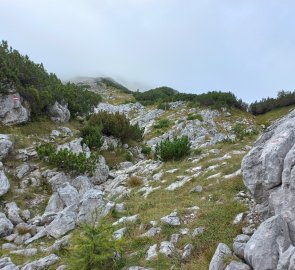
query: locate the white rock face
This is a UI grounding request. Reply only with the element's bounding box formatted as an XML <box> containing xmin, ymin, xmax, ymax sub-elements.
<box><xmin>239</xmin><ymin>109</ymin><xmax>295</xmax><ymax>270</ymax></box>
<box><xmin>0</xmin><ymin>134</ymin><xmax>13</xmax><ymax>161</ymax></box>
<box><xmin>0</xmin><ymin>90</ymin><xmax>29</xmax><ymax>125</ymax></box>
<box><xmin>48</xmin><ymin>101</ymin><xmax>70</xmax><ymax>123</ymax></box>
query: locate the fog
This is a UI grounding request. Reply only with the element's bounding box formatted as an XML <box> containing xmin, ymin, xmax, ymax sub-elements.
<box><xmin>1</xmin><ymin>0</ymin><xmax>295</xmax><ymax>102</ymax></box>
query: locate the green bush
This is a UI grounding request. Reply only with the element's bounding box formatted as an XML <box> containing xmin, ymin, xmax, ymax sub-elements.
<box><xmin>157</xmin><ymin>102</ymin><xmax>171</xmax><ymax>110</ymax></box>
<box><xmin>233</xmin><ymin>123</ymin><xmax>258</xmax><ymax>140</ymax></box>
<box><xmin>133</xmin><ymin>85</ymin><xmax>247</xmax><ymax>110</ymax></box>
<box><xmin>155</xmin><ymin>136</ymin><xmax>191</xmax><ymax>161</ymax></box>
<box><xmin>81</xmin><ymin>125</ymin><xmax>103</xmax><ymax>150</ymax></box>
<box><xmin>187</xmin><ymin>114</ymin><xmax>203</xmax><ymax>121</ymax></box>
<box><xmin>88</xmin><ymin>112</ymin><xmax>144</xmax><ymax>142</ymax></box>
<box><xmin>154</xmin><ymin>119</ymin><xmax>171</xmax><ymax>129</ymax></box>
<box><xmin>141</xmin><ymin>144</ymin><xmax>152</xmax><ymax>155</ymax></box>
<box><xmin>67</xmin><ymin>220</ymin><xmax>124</xmax><ymax>270</ymax></box>
<box><xmin>36</xmin><ymin>144</ymin><xmax>99</xmax><ymax>175</ymax></box>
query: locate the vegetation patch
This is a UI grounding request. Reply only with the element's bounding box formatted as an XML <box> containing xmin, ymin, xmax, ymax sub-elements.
<box><xmin>36</xmin><ymin>143</ymin><xmax>99</xmax><ymax>175</ymax></box>
<box><xmin>187</xmin><ymin>113</ymin><xmax>203</xmax><ymax>121</ymax></box>
<box><xmin>155</xmin><ymin>136</ymin><xmax>191</xmax><ymax>161</ymax></box>
<box><xmin>0</xmin><ymin>41</ymin><xmax>101</xmax><ymax>117</ymax></box>
<box><xmin>88</xmin><ymin>112</ymin><xmax>143</xmax><ymax>143</ymax></box>
<box><xmin>66</xmin><ymin>220</ymin><xmax>125</xmax><ymax>270</ymax></box>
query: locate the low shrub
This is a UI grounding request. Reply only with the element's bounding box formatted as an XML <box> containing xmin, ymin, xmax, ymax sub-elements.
<box><xmin>187</xmin><ymin>114</ymin><xmax>203</xmax><ymax>121</ymax></box>
<box><xmin>36</xmin><ymin>144</ymin><xmax>99</xmax><ymax>175</ymax></box>
<box><xmin>155</xmin><ymin>136</ymin><xmax>191</xmax><ymax>161</ymax></box>
<box><xmin>157</xmin><ymin>103</ymin><xmax>171</xmax><ymax>110</ymax></box>
<box><xmin>141</xmin><ymin>144</ymin><xmax>152</xmax><ymax>155</ymax></box>
<box><xmin>88</xmin><ymin>112</ymin><xmax>144</xmax><ymax>142</ymax></box>
<box><xmin>80</xmin><ymin>125</ymin><xmax>103</xmax><ymax>150</ymax></box>
<box><xmin>154</xmin><ymin>119</ymin><xmax>171</xmax><ymax>129</ymax></box>
<box><xmin>233</xmin><ymin>123</ymin><xmax>258</xmax><ymax>140</ymax></box>
<box><xmin>67</xmin><ymin>220</ymin><xmax>124</xmax><ymax>270</ymax></box>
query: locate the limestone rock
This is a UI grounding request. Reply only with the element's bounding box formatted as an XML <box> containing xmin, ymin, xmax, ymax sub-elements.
<box><xmin>0</xmin><ymin>213</ymin><xmax>14</xmax><ymax>237</ymax></box>
<box><xmin>0</xmin><ymin>257</ymin><xmax>19</xmax><ymax>270</ymax></box>
<box><xmin>182</xmin><ymin>244</ymin><xmax>193</xmax><ymax>260</ymax></box>
<box><xmin>113</xmin><ymin>227</ymin><xmax>126</xmax><ymax>240</ymax></box>
<box><xmin>91</xmin><ymin>155</ymin><xmax>109</xmax><ymax>185</ymax></box>
<box><xmin>225</xmin><ymin>261</ymin><xmax>251</xmax><ymax>270</ymax></box>
<box><xmin>232</xmin><ymin>234</ymin><xmax>250</xmax><ymax>259</ymax></box>
<box><xmin>6</xmin><ymin>202</ymin><xmax>23</xmax><ymax>225</ymax></box>
<box><xmin>46</xmin><ymin>205</ymin><xmax>77</xmax><ymax>239</ymax></box>
<box><xmin>244</xmin><ymin>215</ymin><xmax>291</xmax><ymax>270</ymax></box>
<box><xmin>146</xmin><ymin>244</ymin><xmax>157</xmax><ymax>260</ymax></box>
<box><xmin>21</xmin><ymin>254</ymin><xmax>59</xmax><ymax>270</ymax></box>
<box><xmin>0</xmin><ymin>166</ymin><xmax>10</xmax><ymax>196</ymax></box>
<box><xmin>160</xmin><ymin>212</ymin><xmax>181</xmax><ymax>226</ymax></box>
<box><xmin>77</xmin><ymin>189</ymin><xmax>105</xmax><ymax>223</ymax></box>
<box><xmin>48</xmin><ymin>101</ymin><xmax>70</xmax><ymax>123</ymax></box>
<box><xmin>0</xmin><ymin>134</ymin><xmax>13</xmax><ymax>161</ymax></box>
<box><xmin>159</xmin><ymin>241</ymin><xmax>175</xmax><ymax>257</ymax></box>
<box><xmin>209</xmin><ymin>243</ymin><xmax>232</xmax><ymax>270</ymax></box>
<box><xmin>0</xmin><ymin>91</ymin><xmax>29</xmax><ymax>125</ymax></box>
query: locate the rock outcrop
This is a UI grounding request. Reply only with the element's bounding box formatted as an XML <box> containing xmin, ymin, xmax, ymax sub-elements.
<box><xmin>0</xmin><ymin>88</ymin><xmax>29</xmax><ymax>125</ymax></box>
<box><xmin>237</xmin><ymin>109</ymin><xmax>295</xmax><ymax>269</ymax></box>
<box><xmin>0</xmin><ymin>134</ymin><xmax>13</xmax><ymax>161</ymax></box>
<box><xmin>48</xmin><ymin>101</ymin><xmax>70</xmax><ymax>123</ymax></box>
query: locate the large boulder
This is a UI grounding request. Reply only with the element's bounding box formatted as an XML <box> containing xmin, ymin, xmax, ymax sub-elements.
<box><xmin>242</xmin><ymin>108</ymin><xmax>295</xmax><ymax>214</ymax></box>
<box><xmin>244</xmin><ymin>215</ymin><xmax>291</xmax><ymax>270</ymax></box>
<box><xmin>77</xmin><ymin>188</ymin><xmax>105</xmax><ymax>223</ymax></box>
<box><xmin>239</xmin><ymin>109</ymin><xmax>295</xmax><ymax>269</ymax></box>
<box><xmin>48</xmin><ymin>101</ymin><xmax>70</xmax><ymax>123</ymax></box>
<box><xmin>45</xmin><ymin>205</ymin><xmax>77</xmax><ymax>239</ymax></box>
<box><xmin>0</xmin><ymin>134</ymin><xmax>13</xmax><ymax>161</ymax></box>
<box><xmin>0</xmin><ymin>89</ymin><xmax>29</xmax><ymax>125</ymax></box>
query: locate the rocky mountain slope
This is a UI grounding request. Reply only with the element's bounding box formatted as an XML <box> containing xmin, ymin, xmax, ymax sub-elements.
<box><xmin>1</xmin><ymin>76</ymin><xmax>294</xmax><ymax>270</ymax></box>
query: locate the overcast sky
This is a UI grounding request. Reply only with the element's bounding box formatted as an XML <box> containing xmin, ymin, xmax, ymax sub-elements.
<box><xmin>1</xmin><ymin>0</ymin><xmax>295</xmax><ymax>102</ymax></box>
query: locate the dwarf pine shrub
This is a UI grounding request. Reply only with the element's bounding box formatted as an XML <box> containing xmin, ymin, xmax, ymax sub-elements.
<box><xmin>36</xmin><ymin>144</ymin><xmax>99</xmax><ymax>174</ymax></box>
<box><xmin>88</xmin><ymin>112</ymin><xmax>144</xmax><ymax>142</ymax></box>
<box><xmin>155</xmin><ymin>136</ymin><xmax>191</xmax><ymax>161</ymax></box>
<box><xmin>80</xmin><ymin>125</ymin><xmax>103</xmax><ymax>150</ymax></box>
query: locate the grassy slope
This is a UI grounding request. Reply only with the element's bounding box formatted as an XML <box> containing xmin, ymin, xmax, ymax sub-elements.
<box><xmin>0</xmin><ymin>98</ymin><xmax>293</xmax><ymax>269</ymax></box>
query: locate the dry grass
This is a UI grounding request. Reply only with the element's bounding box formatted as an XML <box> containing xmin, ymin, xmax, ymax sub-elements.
<box><xmin>127</xmin><ymin>175</ymin><xmax>144</xmax><ymax>188</ymax></box>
